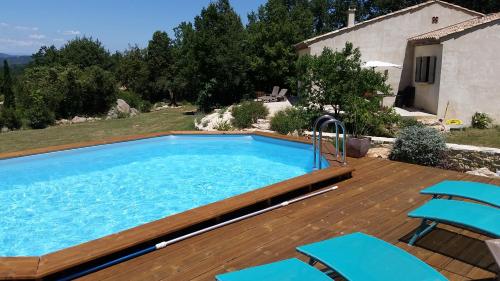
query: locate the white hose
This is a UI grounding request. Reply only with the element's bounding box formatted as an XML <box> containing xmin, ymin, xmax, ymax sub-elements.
<box><xmin>155</xmin><ymin>185</ymin><xmax>339</xmax><ymax>249</ymax></box>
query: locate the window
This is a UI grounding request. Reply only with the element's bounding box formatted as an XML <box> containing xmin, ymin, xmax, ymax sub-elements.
<box><xmin>415</xmin><ymin>56</ymin><xmax>436</xmax><ymax>83</ymax></box>
<box><xmin>432</xmin><ymin>16</ymin><xmax>439</xmax><ymax>24</ymax></box>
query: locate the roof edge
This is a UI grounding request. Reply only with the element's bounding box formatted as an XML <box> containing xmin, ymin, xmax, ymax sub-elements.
<box><xmin>295</xmin><ymin>0</ymin><xmax>484</xmax><ymax>50</ymax></box>
<box><xmin>409</xmin><ymin>13</ymin><xmax>500</xmax><ymax>44</ymax></box>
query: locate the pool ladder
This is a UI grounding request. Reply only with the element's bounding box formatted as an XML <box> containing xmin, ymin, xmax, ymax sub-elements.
<box><xmin>312</xmin><ymin>115</ymin><xmax>347</xmax><ymax>169</ymax></box>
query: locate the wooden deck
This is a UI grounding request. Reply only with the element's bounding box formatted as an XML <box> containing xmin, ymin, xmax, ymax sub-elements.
<box><xmin>78</xmin><ymin>157</ymin><xmax>500</xmax><ymax>281</ymax></box>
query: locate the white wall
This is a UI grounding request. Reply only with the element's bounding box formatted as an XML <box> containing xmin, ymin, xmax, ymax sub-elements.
<box><xmin>437</xmin><ymin>22</ymin><xmax>500</xmax><ymax>125</ymax></box>
<box><xmin>413</xmin><ymin>44</ymin><xmax>443</xmax><ymax>114</ymax></box>
<box><xmin>305</xmin><ymin>3</ymin><xmax>477</xmax><ymax>94</ymax></box>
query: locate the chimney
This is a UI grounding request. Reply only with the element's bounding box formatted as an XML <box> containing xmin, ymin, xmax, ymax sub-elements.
<box><xmin>348</xmin><ymin>7</ymin><xmax>356</xmax><ymax>27</ymax></box>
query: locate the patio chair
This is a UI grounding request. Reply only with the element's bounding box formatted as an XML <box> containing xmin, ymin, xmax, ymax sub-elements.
<box><xmin>296</xmin><ymin>232</ymin><xmax>447</xmax><ymax>281</ymax></box>
<box><xmin>408</xmin><ymin>181</ymin><xmax>500</xmax><ymax>245</ymax></box>
<box><xmin>419</xmin><ymin>180</ymin><xmax>500</xmax><ymax>207</ymax></box>
<box><xmin>215</xmin><ymin>258</ymin><xmax>331</xmax><ymax>281</ymax></box>
<box><xmin>261</xmin><ymin>89</ymin><xmax>288</xmax><ymax>103</ymax></box>
<box><xmin>216</xmin><ymin>232</ymin><xmax>447</xmax><ymax>281</ymax></box>
<box><xmin>486</xmin><ymin>239</ymin><xmax>500</xmax><ymax>280</ymax></box>
<box><xmin>257</xmin><ymin>86</ymin><xmax>280</xmax><ymax>102</ymax></box>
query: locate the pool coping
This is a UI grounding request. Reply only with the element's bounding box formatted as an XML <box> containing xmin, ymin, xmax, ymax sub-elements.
<box><xmin>0</xmin><ymin>131</ymin><xmax>353</xmax><ymax>280</ymax></box>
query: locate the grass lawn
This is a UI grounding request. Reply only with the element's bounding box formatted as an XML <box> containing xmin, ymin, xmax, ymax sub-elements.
<box><xmin>0</xmin><ymin>105</ymin><xmax>201</xmax><ymax>154</ymax></box>
<box><xmin>445</xmin><ymin>126</ymin><xmax>500</xmax><ymax>148</ymax></box>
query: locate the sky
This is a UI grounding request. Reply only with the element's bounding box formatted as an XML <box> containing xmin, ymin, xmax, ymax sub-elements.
<box><xmin>0</xmin><ymin>0</ymin><xmax>266</xmax><ymax>55</ymax></box>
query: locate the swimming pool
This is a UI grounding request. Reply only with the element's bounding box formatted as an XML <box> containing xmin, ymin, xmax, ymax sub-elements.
<box><xmin>0</xmin><ymin>134</ymin><xmax>328</xmax><ymax>256</ymax></box>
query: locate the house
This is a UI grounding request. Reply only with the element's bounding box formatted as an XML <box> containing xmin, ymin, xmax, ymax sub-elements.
<box><xmin>295</xmin><ymin>0</ymin><xmax>500</xmax><ymax>125</ymax></box>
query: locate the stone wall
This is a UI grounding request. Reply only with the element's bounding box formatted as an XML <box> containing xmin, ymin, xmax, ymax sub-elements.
<box><xmin>441</xmin><ymin>147</ymin><xmax>500</xmax><ymax>173</ymax></box>
<box><xmin>367</xmin><ymin>137</ymin><xmax>499</xmax><ymax>177</ymax></box>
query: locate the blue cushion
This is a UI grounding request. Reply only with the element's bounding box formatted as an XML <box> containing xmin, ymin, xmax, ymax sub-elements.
<box><xmin>421</xmin><ymin>180</ymin><xmax>500</xmax><ymax>207</ymax></box>
<box><xmin>215</xmin><ymin>258</ymin><xmax>331</xmax><ymax>281</ymax></box>
<box><xmin>409</xmin><ymin>199</ymin><xmax>500</xmax><ymax>237</ymax></box>
<box><xmin>297</xmin><ymin>232</ymin><xmax>447</xmax><ymax>281</ymax></box>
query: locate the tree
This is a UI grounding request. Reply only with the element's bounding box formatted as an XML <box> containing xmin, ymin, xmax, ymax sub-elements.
<box><xmin>1</xmin><ymin>60</ymin><xmax>15</xmax><ymax>108</ymax></box>
<box><xmin>146</xmin><ymin>31</ymin><xmax>174</xmax><ymax>102</ymax></box>
<box><xmin>193</xmin><ymin>0</ymin><xmax>251</xmax><ymax>111</ymax></box>
<box><xmin>246</xmin><ymin>0</ymin><xmax>314</xmax><ymax>91</ymax></box>
<box><xmin>170</xmin><ymin>22</ymin><xmax>200</xmax><ymax>103</ymax></box>
<box><xmin>31</xmin><ymin>45</ymin><xmax>60</xmax><ymax>67</ymax></box>
<box><xmin>295</xmin><ymin>42</ymin><xmax>399</xmax><ymax>136</ymax></box>
<box><xmin>116</xmin><ymin>46</ymin><xmax>150</xmax><ymax>99</ymax></box>
<box><xmin>59</xmin><ymin>37</ymin><xmax>112</xmax><ymax>69</ymax></box>
<box><xmin>295</xmin><ymin>42</ymin><xmax>390</xmax><ymax>117</ymax></box>
<box><xmin>80</xmin><ymin>66</ymin><xmax>116</xmax><ymax>115</ymax></box>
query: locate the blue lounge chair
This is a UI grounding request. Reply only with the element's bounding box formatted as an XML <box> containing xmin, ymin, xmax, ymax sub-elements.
<box><xmin>408</xmin><ymin>199</ymin><xmax>500</xmax><ymax>245</ymax></box>
<box><xmin>420</xmin><ymin>180</ymin><xmax>500</xmax><ymax>207</ymax></box>
<box><xmin>408</xmin><ymin>181</ymin><xmax>500</xmax><ymax>245</ymax></box>
<box><xmin>297</xmin><ymin>232</ymin><xmax>447</xmax><ymax>281</ymax></box>
<box><xmin>215</xmin><ymin>258</ymin><xmax>331</xmax><ymax>281</ymax></box>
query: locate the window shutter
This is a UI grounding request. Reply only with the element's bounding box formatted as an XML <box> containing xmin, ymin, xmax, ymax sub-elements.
<box><xmin>421</xmin><ymin>56</ymin><xmax>429</xmax><ymax>82</ymax></box>
<box><xmin>415</xmin><ymin>57</ymin><xmax>422</xmax><ymax>82</ymax></box>
<box><xmin>428</xmin><ymin>56</ymin><xmax>436</xmax><ymax>84</ymax></box>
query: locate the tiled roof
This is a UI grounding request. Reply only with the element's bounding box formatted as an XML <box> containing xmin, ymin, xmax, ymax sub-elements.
<box><xmin>409</xmin><ymin>12</ymin><xmax>500</xmax><ymax>42</ymax></box>
<box><xmin>295</xmin><ymin>0</ymin><xmax>483</xmax><ymax>50</ymax></box>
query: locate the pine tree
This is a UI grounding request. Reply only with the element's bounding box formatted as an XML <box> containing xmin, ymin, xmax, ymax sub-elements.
<box><xmin>2</xmin><ymin>60</ymin><xmax>15</xmax><ymax>108</ymax></box>
<box><xmin>193</xmin><ymin>0</ymin><xmax>251</xmax><ymax>111</ymax></box>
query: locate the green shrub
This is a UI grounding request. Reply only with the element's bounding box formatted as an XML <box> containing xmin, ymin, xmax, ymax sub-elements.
<box><xmin>117</xmin><ymin>90</ymin><xmax>142</xmax><ymax>109</ymax></box>
<box><xmin>214</xmin><ymin>120</ymin><xmax>232</xmax><ymax>131</ymax></box>
<box><xmin>0</xmin><ymin>108</ymin><xmax>22</xmax><ymax>130</ymax></box>
<box><xmin>390</xmin><ymin>126</ymin><xmax>446</xmax><ymax>167</ymax></box>
<box><xmin>271</xmin><ymin>107</ymin><xmax>309</xmax><ymax>135</ymax></box>
<box><xmin>231</xmin><ymin>101</ymin><xmax>268</xmax><ymax>129</ymax></box>
<box><xmin>342</xmin><ymin>96</ymin><xmax>399</xmax><ymax>138</ymax></box>
<box><xmin>140</xmin><ymin>100</ymin><xmax>152</xmax><ymax>112</ymax></box>
<box><xmin>117</xmin><ymin>111</ymin><xmax>129</xmax><ymax>119</ymax></box>
<box><xmin>399</xmin><ymin>117</ymin><xmax>425</xmax><ymax>129</ymax></box>
<box><xmin>471</xmin><ymin>112</ymin><xmax>492</xmax><ymax>129</ymax></box>
<box><xmin>26</xmin><ymin>102</ymin><xmax>55</xmax><ymax>129</ymax></box>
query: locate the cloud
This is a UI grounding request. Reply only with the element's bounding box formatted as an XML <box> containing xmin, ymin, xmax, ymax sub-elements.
<box><xmin>0</xmin><ymin>38</ymin><xmax>39</xmax><ymax>47</ymax></box>
<box><xmin>15</xmin><ymin>25</ymin><xmax>39</xmax><ymax>31</ymax></box>
<box><xmin>29</xmin><ymin>34</ymin><xmax>46</xmax><ymax>39</ymax></box>
<box><xmin>62</xmin><ymin>30</ymin><xmax>81</xmax><ymax>36</ymax></box>
<box><xmin>0</xmin><ymin>22</ymin><xmax>38</xmax><ymax>31</ymax></box>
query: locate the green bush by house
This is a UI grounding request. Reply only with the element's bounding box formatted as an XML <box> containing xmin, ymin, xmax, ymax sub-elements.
<box><xmin>231</xmin><ymin>101</ymin><xmax>268</xmax><ymax>129</ymax></box>
<box><xmin>270</xmin><ymin>107</ymin><xmax>309</xmax><ymax>135</ymax></box>
<box><xmin>390</xmin><ymin>126</ymin><xmax>447</xmax><ymax>167</ymax></box>
<box><xmin>471</xmin><ymin>112</ymin><xmax>492</xmax><ymax>129</ymax></box>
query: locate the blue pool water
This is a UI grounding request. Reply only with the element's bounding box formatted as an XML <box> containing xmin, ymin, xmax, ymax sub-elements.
<box><xmin>0</xmin><ymin>135</ymin><xmax>328</xmax><ymax>256</ymax></box>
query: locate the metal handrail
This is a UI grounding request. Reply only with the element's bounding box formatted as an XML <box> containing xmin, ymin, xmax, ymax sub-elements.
<box><xmin>318</xmin><ymin>119</ymin><xmax>347</xmax><ymax>168</ymax></box>
<box><xmin>312</xmin><ymin>115</ymin><xmax>335</xmax><ymax>169</ymax></box>
<box><xmin>312</xmin><ymin>115</ymin><xmax>347</xmax><ymax>169</ymax></box>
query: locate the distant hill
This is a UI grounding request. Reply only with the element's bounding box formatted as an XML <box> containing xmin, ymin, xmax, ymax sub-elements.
<box><xmin>0</xmin><ymin>53</ymin><xmax>32</xmax><ymax>65</ymax></box>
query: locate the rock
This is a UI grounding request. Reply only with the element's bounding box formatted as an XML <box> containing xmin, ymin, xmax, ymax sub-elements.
<box><xmin>130</xmin><ymin>108</ymin><xmax>139</xmax><ymax>117</ymax></box>
<box><xmin>71</xmin><ymin>116</ymin><xmax>87</xmax><ymax>123</ymax></box>
<box><xmin>106</xmin><ymin>107</ymin><xmax>118</xmax><ymax>120</ymax></box>
<box><xmin>152</xmin><ymin>102</ymin><xmax>168</xmax><ymax>111</ymax></box>
<box><xmin>195</xmin><ymin>106</ymin><xmax>234</xmax><ymax>131</ymax></box>
<box><xmin>56</xmin><ymin>119</ymin><xmax>71</xmax><ymax>125</ymax></box>
<box><xmin>367</xmin><ymin>146</ymin><xmax>391</xmax><ymax>159</ymax></box>
<box><xmin>116</xmin><ymin>99</ymin><xmax>131</xmax><ymax>114</ymax></box>
<box><xmin>252</xmin><ymin>119</ymin><xmax>271</xmax><ymax>130</ymax></box>
<box><xmin>466</xmin><ymin>167</ymin><xmax>499</xmax><ymax>178</ymax></box>
<box><xmin>1</xmin><ymin>126</ymin><xmax>9</xmax><ymax>133</ymax></box>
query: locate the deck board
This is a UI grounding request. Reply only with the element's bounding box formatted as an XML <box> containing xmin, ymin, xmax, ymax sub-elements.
<box><xmin>78</xmin><ymin>157</ymin><xmax>500</xmax><ymax>281</ymax></box>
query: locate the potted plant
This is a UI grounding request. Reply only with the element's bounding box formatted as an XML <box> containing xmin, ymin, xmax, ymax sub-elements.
<box><xmin>343</xmin><ymin>96</ymin><xmax>373</xmax><ymax>158</ymax></box>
